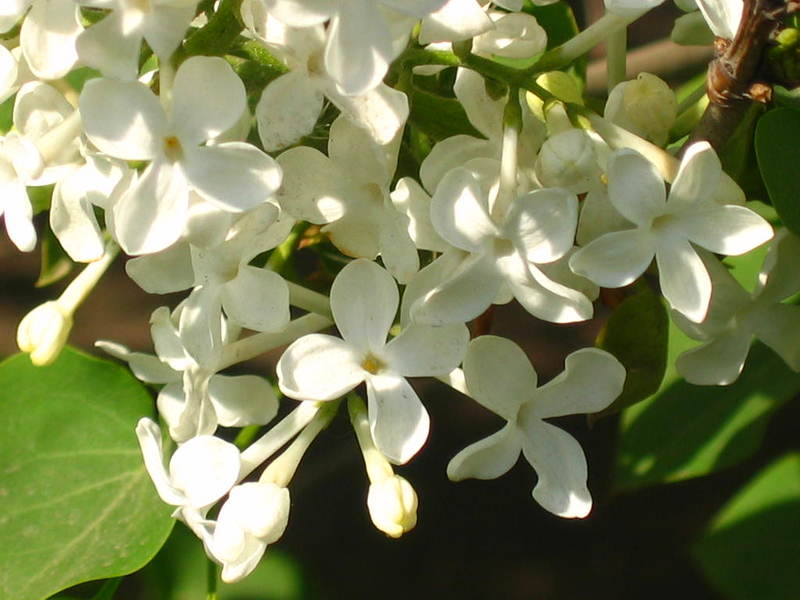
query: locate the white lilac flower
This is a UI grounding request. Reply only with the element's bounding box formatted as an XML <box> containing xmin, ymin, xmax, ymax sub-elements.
<box><xmin>136</xmin><ymin>417</ymin><xmax>241</xmax><ymax>511</ymax></box>
<box><xmin>569</xmin><ymin>142</ymin><xmax>773</xmax><ymax>322</ymax></box>
<box><xmin>79</xmin><ymin>55</ymin><xmax>281</xmax><ymax>255</ymax></box>
<box><xmin>409</xmin><ymin>161</ymin><xmax>592</xmax><ymax>326</ymax></box>
<box><xmin>447</xmin><ymin>336</ymin><xmax>625</xmax><ymax>517</ymax></box>
<box><xmin>263</xmin><ymin>0</ymin><xmax>447</xmax><ymax>95</ymax></box>
<box><xmin>674</xmin><ymin>232</ymin><xmax>800</xmax><ymax>385</ymax></box>
<box><xmin>244</xmin><ymin>12</ymin><xmax>408</xmax><ymax>149</ymax></box>
<box><xmin>277</xmin><ymin>259</ymin><xmax>469</xmax><ymax>464</ymax></box>
<box><xmin>420</xmin><ymin>69</ymin><xmax>545</xmax><ymax>192</ymax></box>
<box><xmin>76</xmin><ymin>0</ymin><xmax>198</xmax><ymax>80</ymax></box>
<box><xmin>1</xmin><ymin>81</ymin><xmax>81</xmax><ymax>252</ymax></box>
<box><xmin>201</xmin><ymin>481</ymin><xmax>290</xmax><ymax>583</ymax></box>
<box><xmin>276</xmin><ymin>116</ymin><xmax>419</xmax><ymax>282</ymax></box>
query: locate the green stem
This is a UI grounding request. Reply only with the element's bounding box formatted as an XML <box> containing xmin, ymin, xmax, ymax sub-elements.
<box><xmin>606</xmin><ymin>24</ymin><xmax>627</xmax><ymax>92</ymax></box>
<box><xmin>206</xmin><ymin>556</ymin><xmax>219</xmax><ymax>600</ymax></box>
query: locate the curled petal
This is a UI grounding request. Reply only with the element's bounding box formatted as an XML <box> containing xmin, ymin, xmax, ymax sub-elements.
<box><xmin>366</xmin><ymin>373</ymin><xmax>430</xmax><ymax>464</ymax></box>
<box><xmin>447</xmin><ymin>423</ymin><xmax>521</xmax><ymax>481</ymax></box>
<box><xmin>277</xmin><ymin>334</ymin><xmax>365</xmax><ymax>401</ymax></box>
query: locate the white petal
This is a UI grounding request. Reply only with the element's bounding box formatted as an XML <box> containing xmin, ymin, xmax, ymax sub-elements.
<box><xmin>169</xmin><ymin>434</ymin><xmax>241</xmax><ymax>508</ymax></box>
<box><xmin>183</xmin><ymin>142</ymin><xmax>281</xmax><ymax>212</ymax></box>
<box><xmin>325</xmin><ymin>81</ymin><xmax>409</xmax><ymax>146</ymax></box>
<box><xmin>463</xmin><ymin>335</ymin><xmax>536</xmax><ymax>421</ymax></box>
<box><xmin>222</xmin><ymin>266</ymin><xmax>290</xmax><ymax>332</ymax></box>
<box><xmin>502</xmin><ymin>253</ymin><xmax>593</xmax><ymax>323</ymax></box>
<box><xmin>20</xmin><ymin>0</ymin><xmax>81</xmax><ymax>80</ymax></box>
<box><xmin>262</xmin><ymin>0</ymin><xmax>333</xmax><ymax>27</ymax></box>
<box><xmin>172</xmin><ymin>56</ymin><xmax>247</xmax><ymax>145</ymax></box>
<box><xmin>325</xmin><ymin>2</ymin><xmax>393</xmax><ymax>96</ymax></box>
<box><xmin>135</xmin><ymin>418</ymin><xmax>186</xmax><ymax>506</ymax></box>
<box><xmin>420</xmin><ymin>135</ymin><xmax>498</xmax><ymax>194</ymax></box>
<box><xmin>327</xmin><ymin>115</ymin><xmax>396</xmax><ymax>186</ymax></box>
<box><xmin>472</xmin><ymin>12</ymin><xmax>547</xmax><ymax>59</ymax></box>
<box><xmin>607</xmin><ymin>149</ymin><xmax>666</xmax><ymax>226</ymax></box>
<box><xmin>532</xmin><ymin>348</ymin><xmax>626</xmax><ymax>418</ymax></box>
<box><xmin>331</xmin><ymin>259</ymin><xmax>398</xmax><ymax>351</ymax></box>
<box><xmin>656</xmin><ymin>237</ymin><xmax>712</xmax><ymax>322</ymax></box>
<box><xmin>95</xmin><ymin>340</ymin><xmax>177</xmax><ymax>384</ymax></box>
<box><xmin>3</xmin><ymin>182</ymin><xmax>36</xmax><ymax>252</ymax></box>
<box><xmin>400</xmin><ymin>248</ymin><xmax>465</xmax><ymax>326</ymax></box>
<box><xmin>446</xmin><ymin>423</ymin><xmax>521</xmax><ymax>481</ymax></box>
<box><xmin>256</xmin><ymin>70</ymin><xmax>323</xmax><ymax>152</ymax></box>
<box><xmin>275</xmin><ymin>146</ymin><xmax>346</xmax><ymax>223</ymax></box>
<box><xmin>113</xmin><ymin>161</ymin><xmax>188</xmax><ymax>255</ymax></box>
<box><xmin>676</xmin><ymin>331</ymin><xmax>752</xmax><ymax>385</ymax></box>
<box><xmin>751</xmin><ymin>304</ymin><xmax>800</xmax><ymax>371</ymax></box>
<box><xmin>381</xmin><ymin>0</ymin><xmax>448</xmax><ymax>17</ymax></box>
<box><xmin>13</xmin><ymin>81</ymin><xmax>73</xmax><ymax>141</ymax></box>
<box><xmin>569</xmin><ymin>228</ymin><xmax>655</xmax><ymax>288</ymax></box>
<box><xmin>419</xmin><ymin>0</ymin><xmax>494</xmax><ymax>44</ymax></box>
<box><xmin>505</xmin><ymin>188</ymin><xmax>578</xmax><ymax>264</ymax></box>
<box><xmin>384</xmin><ymin>322</ymin><xmax>468</xmax><ymax>377</ymax></box>
<box><xmin>140</xmin><ymin>5</ymin><xmax>195</xmax><ymax>59</ymax></box>
<box><xmin>277</xmin><ymin>334</ymin><xmax>365</xmax><ymax>401</ymax></box>
<box><xmin>678</xmin><ymin>203</ymin><xmax>773</xmax><ymax>256</ymax></box>
<box><xmin>758</xmin><ymin>230</ymin><xmax>800</xmax><ymax>304</ymax></box>
<box><xmin>520</xmin><ymin>419</ymin><xmax>592</xmax><ymax>518</ymax></box>
<box><xmin>178</xmin><ymin>286</ymin><xmax>224</xmax><ymax>368</ymax></box>
<box><xmin>80</xmin><ymin>78</ymin><xmax>166</xmax><ymax>160</ymax></box>
<box><xmin>695</xmin><ymin>0</ymin><xmax>742</xmax><ymax>39</ymax></box>
<box><xmin>366</xmin><ymin>373</ymin><xmax>430</xmax><ymax>464</ymax></box>
<box><xmin>378</xmin><ymin>207</ymin><xmax>419</xmax><ymax>284</ymax></box>
<box><xmin>76</xmin><ymin>11</ymin><xmax>141</xmax><ymax>80</ymax></box>
<box><xmin>50</xmin><ymin>177</ymin><xmax>104</xmax><ymax>263</ymax></box>
<box><xmin>430</xmin><ymin>167</ymin><xmax>498</xmax><ymax>252</ymax></box>
<box><xmin>453</xmin><ymin>67</ymin><xmax>503</xmax><ymax>139</ymax></box>
<box><xmin>411</xmin><ymin>251</ymin><xmax>503</xmax><ymax>325</ymax></box>
<box><xmin>125</xmin><ymin>242</ymin><xmax>194</xmax><ymax>294</ymax></box>
<box><xmin>668</xmin><ymin>141</ymin><xmax>721</xmax><ymax>209</ymax></box>
<box><xmin>208</xmin><ymin>374</ymin><xmax>279</xmax><ymax>427</ymax></box>
<box><xmin>390</xmin><ymin>177</ymin><xmax>448</xmax><ymax>252</ymax></box>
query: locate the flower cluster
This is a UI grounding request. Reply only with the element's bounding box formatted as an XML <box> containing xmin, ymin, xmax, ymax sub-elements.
<box><xmin>4</xmin><ymin>0</ymin><xmax>794</xmax><ymax>584</ymax></box>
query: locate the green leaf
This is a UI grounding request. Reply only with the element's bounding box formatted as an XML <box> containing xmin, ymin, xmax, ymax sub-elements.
<box><xmin>408</xmin><ymin>89</ymin><xmax>485</xmax><ymax>141</ymax></box>
<box><xmin>0</xmin><ymin>347</ymin><xmax>174</xmax><ymax>600</ymax></box>
<box><xmin>522</xmin><ymin>1</ymin><xmax>585</xmax><ymax>83</ymax></box>
<box><xmin>614</xmin><ymin>331</ymin><xmax>800</xmax><ymax>492</ymax></box>
<box><xmin>593</xmin><ymin>285</ymin><xmax>668</xmax><ymax>420</ymax></box>
<box><xmin>692</xmin><ymin>453</ymin><xmax>800</xmax><ymax>600</ymax></box>
<box><xmin>139</xmin><ymin>524</ymin><xmax>311</xmax><ymax>600</ymax></box>
<box><xmin>720</xmin><ymin>102</ymin><xmax>768</xmax><ymax>202</ymax></box>
<box><xmin>755</xmin><ymin>107</ymin><xmax>800</xmax><ymax>234</ymax></box>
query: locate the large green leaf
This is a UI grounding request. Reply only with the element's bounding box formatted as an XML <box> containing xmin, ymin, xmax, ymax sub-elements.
<box><xmin>614</xmin><ymin>329</ymin><xmax>800</xmax><ymax>492</ymax></box>
<box><xmin>755</xmin><ymin>107</ymin><xmax>800</xmax><ymax>235</ymax></box>
<box><xmin>594</xmin><ymin>285</ymin><xmax>668</xmax><ymax>420</ymax></box>
<box><xmin>0</xmin><ymin>347</ymin><xmax>173</xmax><ymax>600</ymax></box>
<box><xmin>693</xmin><ymin>453</ymin><xmax>800</xmax><ymax>600</ymax></box>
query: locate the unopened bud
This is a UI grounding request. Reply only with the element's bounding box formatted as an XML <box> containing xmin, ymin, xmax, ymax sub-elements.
<box><xmin>17</xmin><ymin>301</ymin><xmax>73</xmax><ymax>366</ymax></box>
<box><xmin>367</xmin><ymin>475</ymin><xmax>418</xmax><ymax>539</ymax></box>
<box><xmin>534</xmin><ymin>129</ymin><xmax>604</xmax><ymax>193</ymax></box>
<box><xmin>604</xmin><ymin>73</ymin><xmax>677</xmax><ymax>146</ymax></box>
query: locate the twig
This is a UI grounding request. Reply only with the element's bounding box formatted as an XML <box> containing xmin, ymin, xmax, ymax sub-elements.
<box><xmin>687</xmin><ymin>0</ymin><xmax>788</xmax><ymax>152</ymax></box>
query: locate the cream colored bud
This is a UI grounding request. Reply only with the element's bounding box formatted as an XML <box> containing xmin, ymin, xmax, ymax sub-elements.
<box><xmin>17</xmin><ymin>301</ymin><xmax>73</xmax><ymax>366</ymax></box>
<box><xmin>367</xmin><ymin>475</ymin><xmax>418</xmax><ymax>539</ymax></box>
<box><xmin>534</xmin><ymin>129</ymin><xmax>603</xmax><ymax>193</ymax></box>
<box><xmin>604</xmin><ymin>73</ymin><xmax>677</xmax><ymax>146</ymax></box>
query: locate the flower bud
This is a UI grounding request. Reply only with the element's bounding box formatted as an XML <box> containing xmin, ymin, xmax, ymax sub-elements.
<box><xmin>534</xmin><ymin>129</ymin><xmax>604</xmax><ymax>193</ymax></box>
<box><xmin>367</xmin><ymin>475</ymin><xmax>418</xmax><ymax>538</ymax></box>
<box><xmin>17</xmin><ymin>301</ymin><xmax>73</xmax><ymax>366</ymax></box>
<box><xmin>604</xmin><ymin>73</ymin><xmax>677</xmax><ymax>146</ymax></box>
